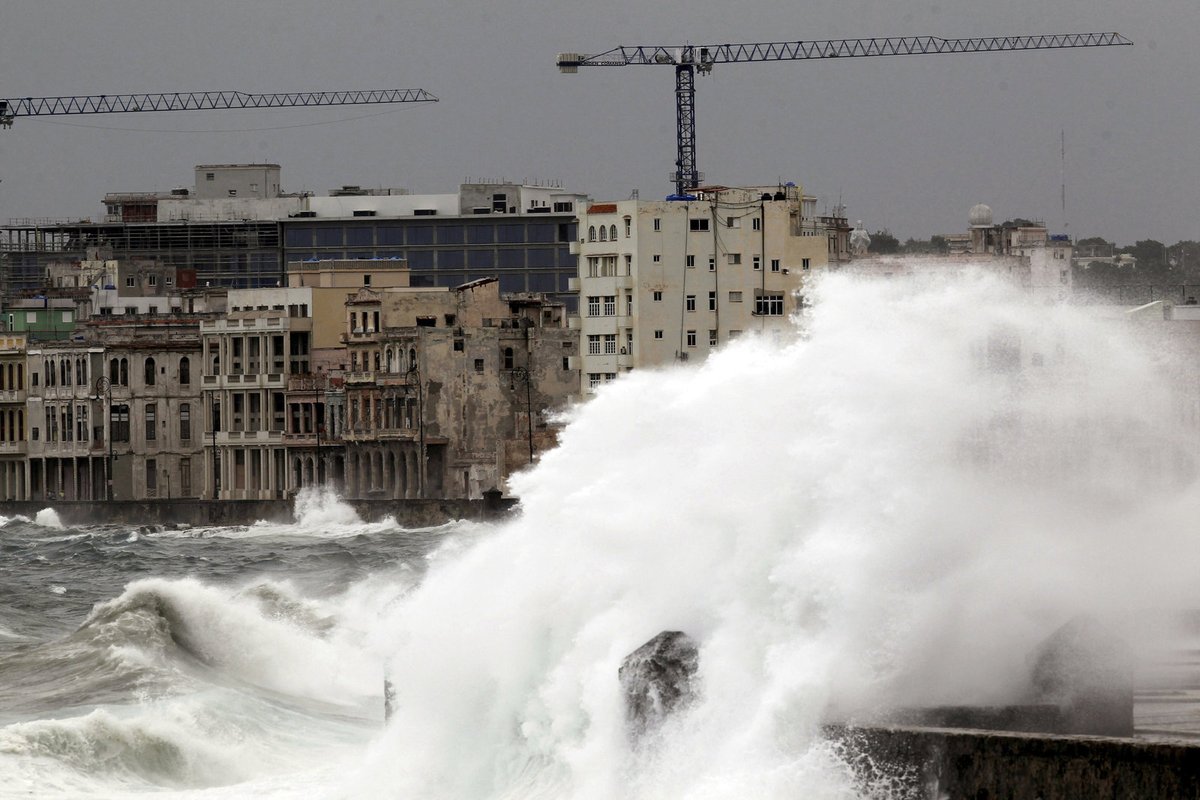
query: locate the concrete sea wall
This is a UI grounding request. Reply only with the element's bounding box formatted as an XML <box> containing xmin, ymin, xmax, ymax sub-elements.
<box><xmin>829</xmin><ymin>725</ymin><xmax>1200</xmax><ymax>799</ymax></box>
<box><xmin>0</xmin><ymin>496</ymin><xmax>517</xmax><ymax>527</ymax></box>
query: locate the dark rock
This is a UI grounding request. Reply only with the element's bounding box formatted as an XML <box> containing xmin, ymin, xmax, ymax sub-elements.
<box><xmin>1029</xmin><ymin>615</ymin><xmax>1133</xmax><ymax>736</ymax></box>
<box><xmin>618</xmin><ymin>630</ymin><xmax>699</xmax><ymax>735</ymax></box>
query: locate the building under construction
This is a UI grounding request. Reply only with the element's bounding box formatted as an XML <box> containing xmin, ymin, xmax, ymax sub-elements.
<box><xmin>1</xmin><ymin>164</ymin><xmax>585</xmax><ymax>308</ymax></box>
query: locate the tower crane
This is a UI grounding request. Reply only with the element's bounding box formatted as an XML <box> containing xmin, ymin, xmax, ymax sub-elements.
<box><xmin>557</xmin><ymin>33</ymin><xmax>1131</xmax><ymax>196</ymax></box>
<box><xmin>0</xmin><ymin>88</ymin><xmax>438</xmax><ymax>129</ymax></box>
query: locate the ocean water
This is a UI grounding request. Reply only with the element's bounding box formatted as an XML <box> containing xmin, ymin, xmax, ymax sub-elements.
<box><xmin>3</xmin><ymin>270</ymin><xmax>1200</xmax><ymax>799</ymax></box>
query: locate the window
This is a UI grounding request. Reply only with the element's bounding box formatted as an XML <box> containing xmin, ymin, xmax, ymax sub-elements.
<box><xmin>112</xmin><ymin>405</ymin><xmax>129</xmax><ymax>442</ymax></box>
<box><xmin>652</xmin><ymin>291</ymin><xmax>663</xmax><ymax>302</ymax></box>
<box><xmin>180</xmin><ymin>404</ymin><xmax>191</xmax><ymax>440</ymax></box>
<box><xmin>588</xmin><ymin>372</ymin><xmax>602</xmax><ymax>390</ymax></box>
<box><xmin>147</xmin><ymin>460</ymin><xmax>157</xmax><ymax>494</ymax></box>
<box><xmin>753</xmin><ymin>217</ymin><xmax>762</xmax><ymax>231</ymax></box>
<box><xmin>686</xmin><ymin>295</ymin><xmax>696</xmax><ymax>312</ymax></box>
<box><xmin>125</xmin><ymin>276</ymin><xmax>136</xmax><ymax>288</ymax></box>
<box><xmin>709</xmin><ymin>330</ymin><xmax>718</xmax><ymax>347</ymax></box>
<box><xmin>755</xmin><ymin>292</ymin><xmax>785</xmax><ymax>316</ymax></box>
<box><xmin>802</xmin><ymin>258</ymin><xmax>810</xmax><ymax>271</ymax></box>
<box><xmin>503</xmin><ymin>347</ymin><xmax>514</xmax><ymax>369</ymax></box>
<box><xmin>145</xmin><ymin>403</ymin><xmax>157</xmax><ymax>441</ymax></box>
<box><xmin>205</xmin><ymin>172</ymin><xmax>215</xmax><ymax>181</ymax></box>
<box><xmin>603</xmin><ymin>334</ymin><xmax>617</xmax><ymax>355</ymax></box>
<box><xmin>708</xmin><ymin>257</ymin><xmax>715</xmax><ymax>271</ymax></box>
<box><xmin>148</xmin><ymin>275</ymin><xmax>157</xmax><ymax>287</ymax></box>
<box><xmin>652</xmin><ymin>254</ymin><xmax>661</xmax><ymax>263</ymax></box>
<box><xmin>708</xmin><ymin>291</ymin><xmax>716</xmax><ymax>311</ymax></box>
<box><xmin>689</xmin><ymin>219</ymin><xmax>709</xmax><ymax>232</ymax></box>
<box><xmin>686</xmin><ymin>255</ymin><xmax>695</xmax><ymax>268</ymax></box>
<box><xmin>753</xmin><ymin>256</ymin><xmax>761</xmax><ymax>271</ymax></box>
<box><xmin>181</xmin><ymin>458</ymin><xmax>192</xmax><ymax>496</ymax></box>
<box><xmin>474</xmin><ymin>358</ymin><xmax>485</xmax><ymax>373</ymax></box>
<box><xmin>727</xmin><ymin>253</ymin><xmax>742</xmax><ymax>265</ymax></box>
<box><xmin>653</xmin><ymin>218</ymin><xmax>661</xmax><ymax>232</ymax></box>
<box><xmin>609</xmin><ymin>225</ymin><xmax>617</xmax><ymax>241</ymax></box>
<box><xmin>602</xmin><ymin>296</ymin><xmax>616</xmax><ymax>316</ymax></box>
<box><xmin>686</xmin><ymin>330</ymin><xmax>697</xmax><ymax>347</ymax></box>
<box><xmin>654</xmin><ymin>330</ymin><xmax>663</xmax><ymax>340</ymax></box>
<box><xmin>624</xmin><ymin>218</ymin><xmax>631</xmax><ymax>237</ymax></box>
<box><xmin>179</xmin><ymin>357</ymin><xmax>190</xmax><ymax>385</ymax></box>
<box><xmin>587</xmin><ymin>296</ymin><xmax>601</xmax><ymax>316</ymax></box>
<box><xmin>599</xmin><ymin>226</ymin><xmax>608</xmax><ymax>242</ymax></box>
<box><xmin>729</xmin><ymin>291</ymin><xmax>743</xmax><ymax>303</ymax></box>
<box><xmin>144</xmin><ymin>358</ymin><xmax>156</xmax><ymax>386</ymax></box>
<box><xmin>772</xmin><ymin>259</ymin><xmax>781</xmax><ymax>272</ymax></box>
<box><xmin>62</xmin><ymin>311</ymin><xmax>72</xmax><ymax>323</ymax></box>
<box><xmin>587</xmin><ymin>335</ymin><xmax>601</xmax><ymax>355</ymax></box>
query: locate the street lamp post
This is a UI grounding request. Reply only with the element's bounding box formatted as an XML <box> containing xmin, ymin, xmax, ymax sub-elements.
<box><xmin>510</xmin><ymin>366</ymin><xmax>535</xmax><ymax>463</ymax></box>
<box><xmin>93</xmin><ymin>376</ymin><xmax>113</xmax><ymax>501</ymax></box>
<box><xmin>210</xmin><ymin>395</ymin><xmax>220</xmax><ymax>499</ymax></box>
<box><xmin>405</xmin><ymin>363</ymin><xmax>425</xmax><ymax>498</ymax></box>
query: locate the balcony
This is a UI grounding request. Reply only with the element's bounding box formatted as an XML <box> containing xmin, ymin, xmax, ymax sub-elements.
<box><xmin>345</xmin><ymin>371</ymin><xmax>377</xmax><ymax>385</ymax></box>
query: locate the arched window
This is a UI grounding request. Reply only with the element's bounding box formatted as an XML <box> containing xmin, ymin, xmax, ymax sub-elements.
<box><xmin>598</xmin><ymin>226</ymin><xmax>607</xmax><ymax>242</ymax></box>
<box><xmin>109</xmin><ymin>358</ymin><xmax>119</xmax><ymax>384</ymax></box>
<box><xmin>60</xmin><ymin>359</ymin><xmax>69</xmax><ymax>387</ymax></box>
<box><xmin>503</xmin><ymin>347</ymin><xmax>514</xmax><ymax>370</ymax></box>
<box><xmin>386</xmin><ymin>349</ymin><xmax>395</xmax><ymax>373</ymax></box>
<box><xmin>179</xmin><ymin>357</ymin><xmax>190</xmax><ymax>385</ymax></box>
<box><xmin>119</xmin><ymin>358</ymin><xmax>129</xmax><ymax>387</ymax></box>
<box><xmin>609</xmin><ymin>224</ymin><xmax>618</xmax><ymax>241</ymax></box>
<box><xmin>144</xmin><ymin>358</ymin><xmax>156</xmax><ymax>386</ymax></box>
<box><xmin>588</xmin><ymin>226</ymin><xmax>596</xmax><ymax>242</ymax></box>
<box><xmin>409</xmin><ymin>348</ymin><xmax>417</xmax><ymax>370</ymax></box>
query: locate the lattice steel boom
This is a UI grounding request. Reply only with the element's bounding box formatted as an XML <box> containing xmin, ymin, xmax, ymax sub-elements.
<box><xmin>557</xmin><ymin>32</ymin><xmax>1132</xmax><ymax>195</ymax></box>
<box><xmin>0</xmin><ymin>88</ymin><xmax>439</xmax><ymax>129</ymax></box>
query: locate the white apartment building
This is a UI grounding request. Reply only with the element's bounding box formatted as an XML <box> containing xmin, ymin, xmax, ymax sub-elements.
<box><xmin>574</xmin><ymin>185</ymin><xmax>829</xmax><ymax>392</ymax></box>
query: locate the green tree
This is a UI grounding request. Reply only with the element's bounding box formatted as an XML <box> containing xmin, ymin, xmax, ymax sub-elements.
<box><xmin>869</xmin><ymin>229</ymin><xmax>900</xmax><ymax>255</ymax></box>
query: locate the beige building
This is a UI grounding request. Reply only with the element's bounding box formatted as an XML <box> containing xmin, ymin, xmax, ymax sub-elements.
<box><xmin>341</xmin><ymin>278</ymin><xmax>578</xmax><ymax>499</ymax></box>
<box><xmin>92</xmin><ymin>318</ymin><xmax>205</xmax><ymax>500</ymax></box>
<box><xmin>25</xmin><ymin>341</ymin><xmax>106</xmax><ymax>500</ymax></box>
<box><xmin>574</xmin><ymin>185</ymin><xmax>829</xmax><ymax>392</ymax></box>
<box><xmin>0</xmin><ymin>335</ymin><xmax>28</xmax><ymax>500</ymax></box>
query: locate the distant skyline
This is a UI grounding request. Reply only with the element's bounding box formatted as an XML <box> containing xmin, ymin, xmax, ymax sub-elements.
<box><xmin>0</xmin><ymin>0</ymin><xmax>1195</xmax><ymax>245</ymax></box>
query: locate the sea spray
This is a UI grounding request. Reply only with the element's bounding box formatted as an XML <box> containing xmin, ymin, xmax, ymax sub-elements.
<box><xmin>350</xmin><ymin>270</ymin><xmax>1200</xmax><ymax>799</ymax></box>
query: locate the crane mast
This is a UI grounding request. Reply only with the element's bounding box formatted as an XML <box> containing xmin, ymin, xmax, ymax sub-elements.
<box><xmin>0</xmin><ymin>88</ymin><xmax>438</xmax><ymax>129</ymax></box>
<box><xmin>558</xmin><ymin>32</ymin><xmax>1132</xmax><ymax>196</ymax></box>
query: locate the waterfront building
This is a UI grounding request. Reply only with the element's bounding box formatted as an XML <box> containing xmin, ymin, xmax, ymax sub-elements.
<box><xmin>341</xmin><ymin>278</ymin><xmax>578</xmax><ymax>499</ymax></box>
<box><xmin>0</xmin><ymin>335</ymin><xmax>28</xmax><ymax>500</ymax></box>
<box><xmin>200</xmin><ymin>288</ymin><xmax>314</xmax><ymax>500</ymax></box>
<box><xmin>25</xmin><ymin>340</ymin><xmax>105</xmax><ymax>500</ymax></box>
<box><xmin>573</xmin><ymin>184</ymin><xmax>832</xmax><ymax>393</ymax></box>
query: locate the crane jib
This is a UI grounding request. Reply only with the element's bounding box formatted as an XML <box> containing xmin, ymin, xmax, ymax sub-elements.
<box><xmin>557</xmin><ymin>31</ymin><xmax>1132</xmax><ymax>196</ymax></box>
<box><xmin>0</xmin><ymin>89</ymin><xmax>439</xmax><ymax>122</ymax></box>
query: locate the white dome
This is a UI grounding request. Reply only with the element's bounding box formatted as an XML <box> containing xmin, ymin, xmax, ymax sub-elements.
<box><xmin>969</xmin><ymin>203</ymin><xmax>993</xmax><ymax>228</ymax></box>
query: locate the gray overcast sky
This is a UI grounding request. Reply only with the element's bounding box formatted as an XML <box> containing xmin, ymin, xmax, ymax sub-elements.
<box><xmin>0</xmin><ymin>0</ymin><xmax>1193</xmax><ymax>245</ymax></box>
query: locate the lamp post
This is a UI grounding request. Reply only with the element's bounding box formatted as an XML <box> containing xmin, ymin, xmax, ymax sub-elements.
<box><xmin>509</xmin><ymin>366</ymin><xmax>535</xmax><ymax>463</ymax></box>
<box><xmin>209</xmin><ymin>394</ymin><xmax>220</xmax><ymax>499</ymax></box>
<box><xmin>93</xmin><ymin>376</ymin><xmax>113</xmax><ymax>501</ymax></box>
<box><xmin>405</xmin><ymin>363</ymin><xmax>425</xmax><ymax>498</ymax></box>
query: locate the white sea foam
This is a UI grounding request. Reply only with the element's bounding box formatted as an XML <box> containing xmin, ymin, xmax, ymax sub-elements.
<box><xmin>336</xmin><ymin>270</ymin><xmax>1200</xmax><ymax>799</ymax></box>
<box><xmin>33</xmin><ymin>509</ymin><xmax>63</xmax><ymax>529</ymax></box>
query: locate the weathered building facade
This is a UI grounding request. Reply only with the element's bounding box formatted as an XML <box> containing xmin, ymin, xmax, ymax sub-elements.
<box><xmin>341</xmin><ymin>279</ymin><xmax>578</xmax><ymax>499</ymax></box>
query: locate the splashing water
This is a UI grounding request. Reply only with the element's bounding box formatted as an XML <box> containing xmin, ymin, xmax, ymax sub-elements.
<box><xmin>34</xmin><ymin>509</ymin><xmax>64</xmax><ymax>529</ymax></box>
<box><xmin>343</xmin><ymin>270</ymin><xmax>1200</xmax><ymax>799</ymax></box>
